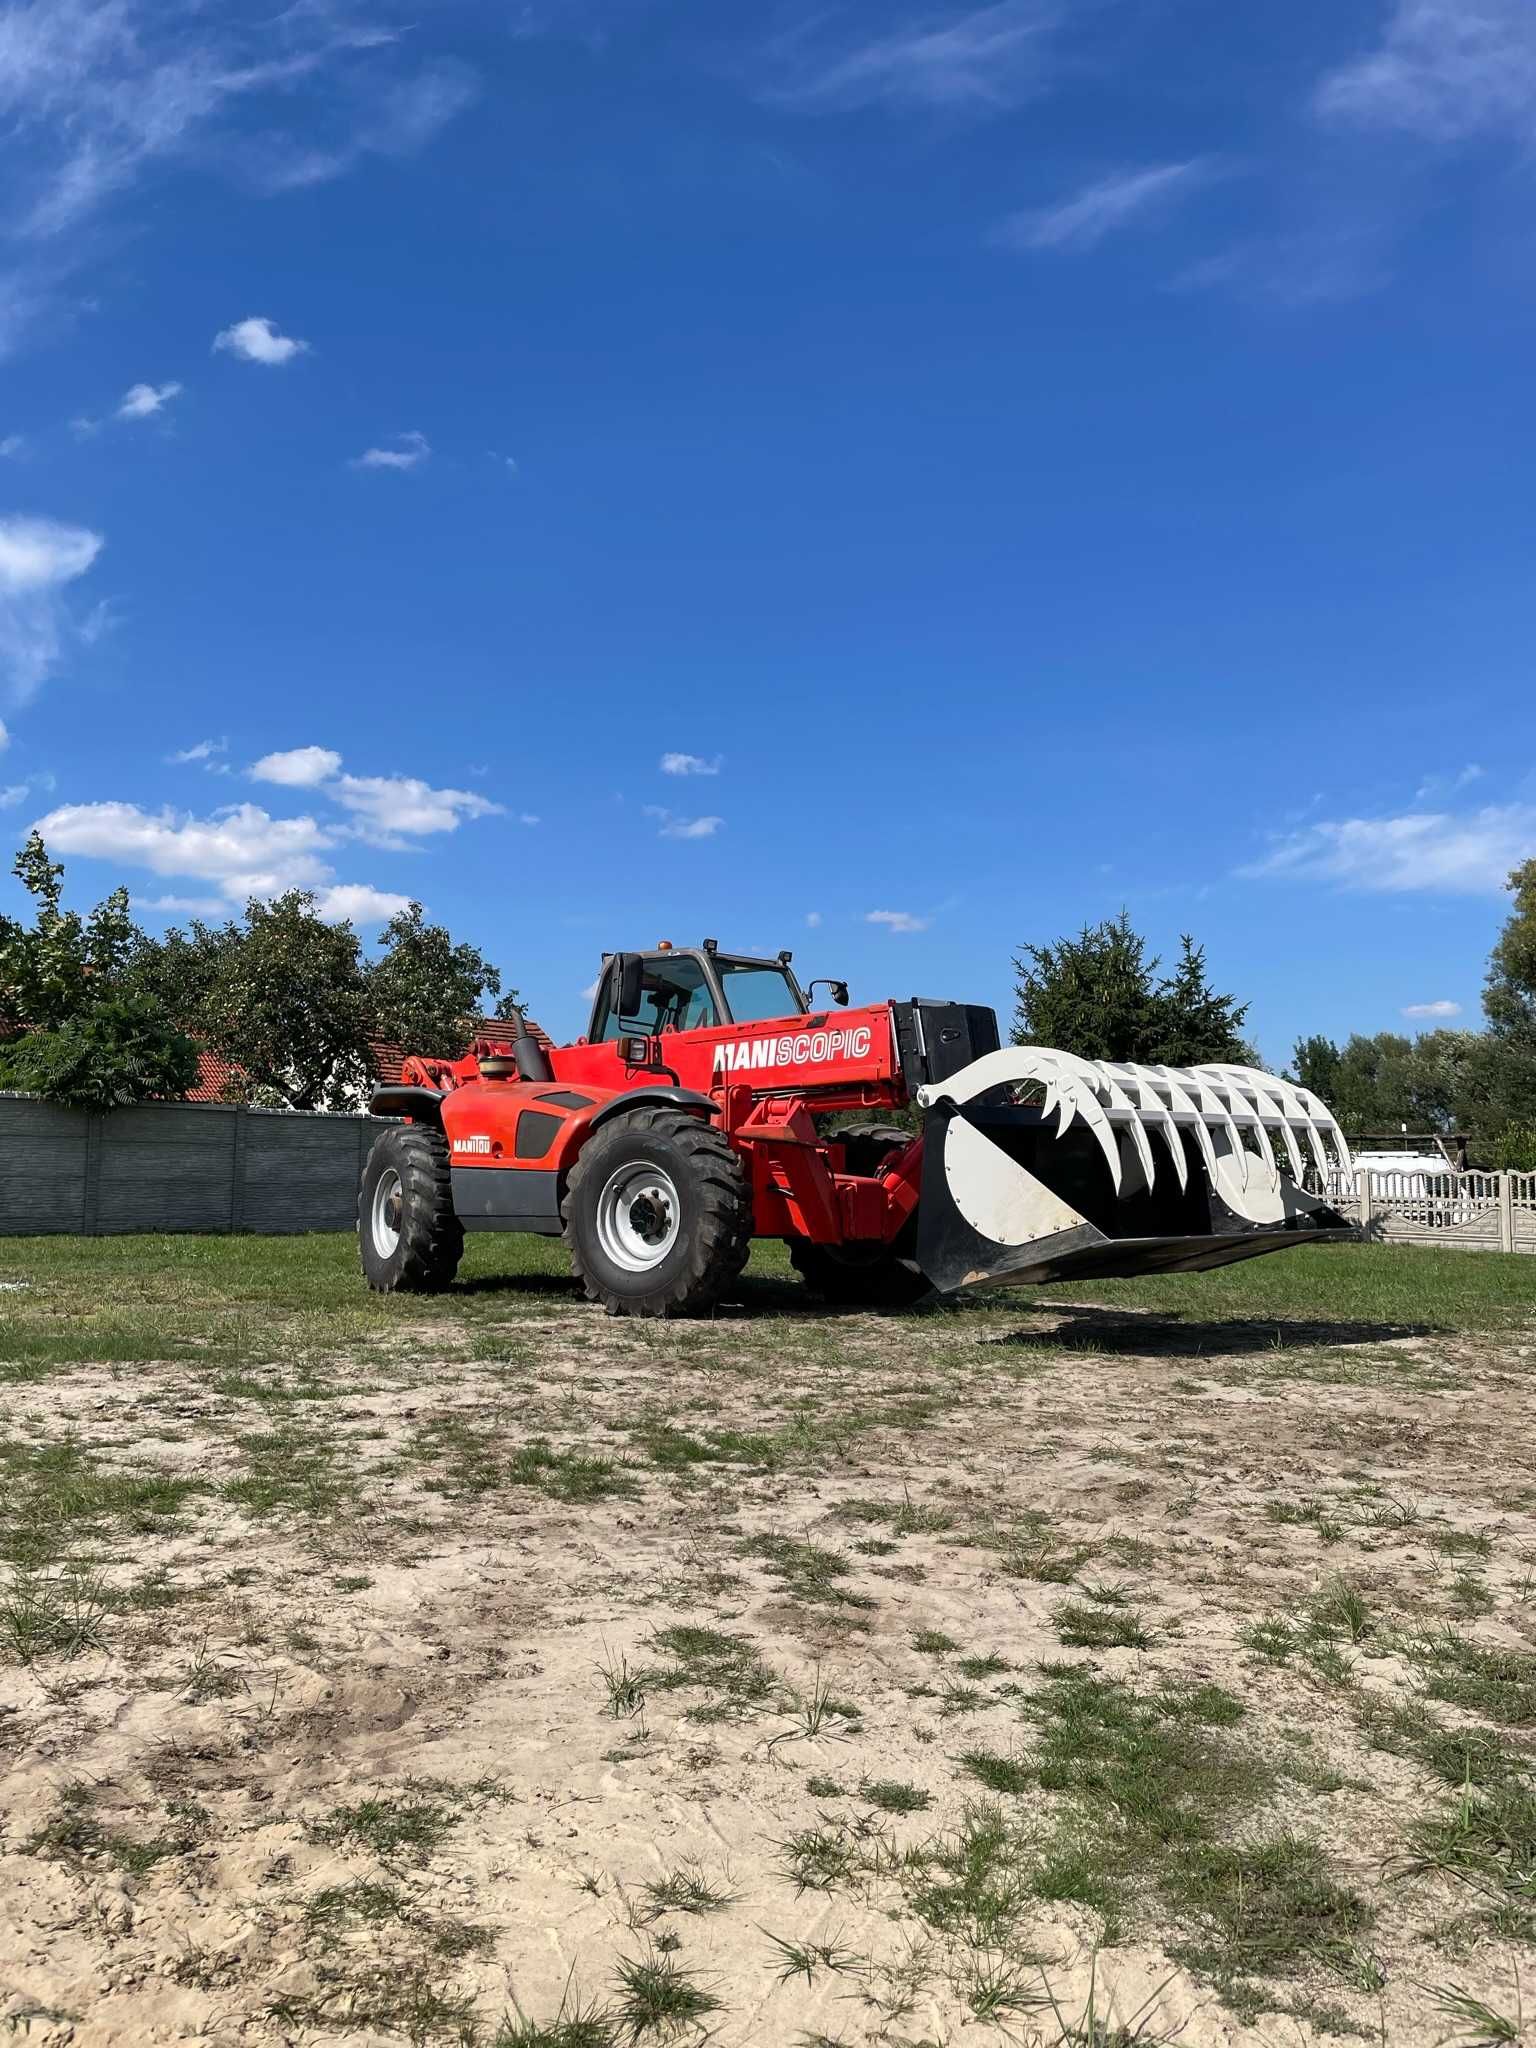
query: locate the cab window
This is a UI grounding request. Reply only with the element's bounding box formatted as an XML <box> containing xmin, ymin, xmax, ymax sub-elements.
<box><xmin>716</xmin><ymin>961</ymin><xmax>802</xmax><ymax>1024</ymax></box>
<box><xmin>596</xmin><ymin>955</ymin><xmax>718</xmax><ymax>1039</ymax></box>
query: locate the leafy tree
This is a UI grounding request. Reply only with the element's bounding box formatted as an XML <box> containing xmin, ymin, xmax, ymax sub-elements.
<box><xmin>1012</xmin><ymin>913</ymin><xmax>1250</xmax><ymax>1065</ymax></box>
<box><xmin>1480</xmin><ymin>857</ymin><xmax>1536</xmax><ymax>1128</ymax></box>
<box><xmin>167</xmin><ymin>893</ymin><xmax>374</xmax><ymax>1111</ymax></box>
<box><xmin>368</xmin><ymin>902</ymin><xmax>502</xmax><ymax>1057</ymax></box>
<box><xmin>0</xmin><ymin>831</ymin><xmax>146</xmax><ymax>1033</ymax></box>
<box><xmin>0</xmin><ymin>996</ymin><xmax>199</xmax><ymax>1111</ymax></box>
<box><xmin>1291</xmin><ymin>1034</ymin><xmax>1342</xmax><ymax>1104</ymax></box>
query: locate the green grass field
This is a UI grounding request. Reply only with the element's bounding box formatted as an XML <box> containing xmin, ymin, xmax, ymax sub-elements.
<box><xmin>1</xmin><ymin>1230</ymin><xmax>1530</xmax><ymax>1379</ymax></box>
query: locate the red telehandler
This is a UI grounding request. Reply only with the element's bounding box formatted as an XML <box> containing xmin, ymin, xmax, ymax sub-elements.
<box><xmin>359</xmin><ymin>940</ymin><xmax>1353</xmax><ymax>1315</ymax></box>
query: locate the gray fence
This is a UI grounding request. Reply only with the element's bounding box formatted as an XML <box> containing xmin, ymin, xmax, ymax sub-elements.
<box><xmin>1325</xmin><ymin>1168</ymin><xmax>1536</xmax><ymax>1255</ymax></box>
<box><xmin>0</xmin><ymin>1094</ymin><xmax>394</xmax><ymax>1237</ymax></box>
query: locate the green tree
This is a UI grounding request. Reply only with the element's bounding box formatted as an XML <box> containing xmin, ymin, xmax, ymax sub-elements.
<box><xmin>1480</xmin><ymin>857</ymin><xmax>1536</xmax><ymax>1128</ymax></box>
<box><xmin>1012</xmin><ymin>913</ymin><xmax>1249</xmax><ymax>1065</ymax></box>
<box><xmin>0</xmin><ymin>831</ymin><xmax>146</xmax><ymax>1032</ymax></box>
<box><xmin>0</xmin><ymin>995</ymin><xmax>199</xmax><ymax>1111</ymax></box>
<box><xmin>1291</xmin><ymin>1033</ymin><xmax>1342</xmax><ymax>1103</ymax></box>
<box><xmin>368</xmin><ymin>902</ymin><xmax>502</xmax><ymax>1057</ymax></box>
<box><xmin>170</xmin><ymin>893</ymin><xmax>374</xmax><ymax>1111</ymax></box>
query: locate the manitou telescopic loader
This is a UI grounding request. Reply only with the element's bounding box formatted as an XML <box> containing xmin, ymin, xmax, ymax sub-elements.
<box><xmin>359</xmin><ymin>940</ymin><xmax>1354</xmax><ymax>1315</ymax></box>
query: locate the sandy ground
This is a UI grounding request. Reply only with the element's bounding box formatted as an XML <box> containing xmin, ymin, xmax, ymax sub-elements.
<box><xmin>2</xmin><ymin>1295</ymin><xmax>1534</xmax><ymax>2046</ymax></box>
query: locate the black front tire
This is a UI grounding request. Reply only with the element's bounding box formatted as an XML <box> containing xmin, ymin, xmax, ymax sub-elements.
<box><xmin>790</xmin><ymin>1238</ymin><xmax>929</xmax><ymax>1309</ymax></box>
<box><xmin>359</xmin><ymin>1124</ymin><xmax>464</xmax><ymax>1294</ymax></box>
<box><xmin>563</xmin><ymin>1107</ymin><xmax>751</xmax><ymax>1318</ymax></box>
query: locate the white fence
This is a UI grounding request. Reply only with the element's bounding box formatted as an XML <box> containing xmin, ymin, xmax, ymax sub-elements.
<box><xmin>1326</xmin><ymin>1167</ymin><xmax>1536</xmax><ymax>1255</ymax></box>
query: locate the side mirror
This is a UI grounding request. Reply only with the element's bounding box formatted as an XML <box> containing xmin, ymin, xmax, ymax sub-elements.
<box><xmin>615</xmin><ymin>952</ymin><xmax>644</xmax><ymax>1019</ymax></box>
<box><xmin>808</xmin><ymin>977</ymin><xmax>850</xmax><ymax>1007</ymax></box>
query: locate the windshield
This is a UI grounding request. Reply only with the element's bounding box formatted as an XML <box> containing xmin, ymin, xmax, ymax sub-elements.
<box><xmin>717</xmin><ymin>960</ymin><xmax>803</xmax><ymax>1025</ymax></box>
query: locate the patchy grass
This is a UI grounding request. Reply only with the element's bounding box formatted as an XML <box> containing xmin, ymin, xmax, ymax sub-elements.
<box><xmin>0</xmin><ymin>1229</ymin><xmax>1531</xmax><ymax>2043</ymax></box>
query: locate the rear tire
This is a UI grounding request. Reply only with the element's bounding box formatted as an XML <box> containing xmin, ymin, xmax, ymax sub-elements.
<box><xmin>359</xmin><ymin>1124</ymin><xmax>463</xmax><ymax>1293</ymax></box>
<box><xmin>563</xmin><ymin>1107</ymin><xmax>752</xmax><ymax>1318</ymax></box>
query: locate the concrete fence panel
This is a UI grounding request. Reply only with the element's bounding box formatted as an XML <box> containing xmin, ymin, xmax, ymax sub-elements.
<box><xmin>0</xmin><ymin>1093</ymin><xmax>394</xmax><ymax>1238</ymax></box>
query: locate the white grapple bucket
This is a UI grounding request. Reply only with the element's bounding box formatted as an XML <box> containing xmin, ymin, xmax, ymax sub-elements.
<box><xmin>913</xmin><ymin>1050</ymin><xmax>1355</xmax><ymax>1294</ymax></box>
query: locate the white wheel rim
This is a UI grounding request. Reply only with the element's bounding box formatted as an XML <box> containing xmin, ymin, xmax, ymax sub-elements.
<box><xmin>371</xmin><ymin>1169</ymin><xmax>403</xmax><ymax>1257</ymax></box>
<box><xmin>596</xmin><ymin>1162</ymin><xmax>681</xmax><ymax>1274</ymax></box>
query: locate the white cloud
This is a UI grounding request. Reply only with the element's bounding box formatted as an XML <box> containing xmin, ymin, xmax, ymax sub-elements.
<box><xmin>116</xmin><ymin>379</ymin><xmax>181</xmax><ymax>421</ymax></box>
<box><xmin>213</xmin><ymin>316</ymin><xmax>308</xmax><ymax>367</ymax></box>
<box><xmin>312</xmin><ymin>883</ymin><xmax>414</xmax><ymax>925</ymax></box>
<box><xmin>69</xmin><ymin>416</ymin><xmax>100</xmax><ymax>439</ymax></box>
<box><xmin>1315</xmin><ymin>0</ymin><xmax>1536</xmax><ymax>144</ymax></box>
<box><xmin>34</xmin><ymin>799</ymin><xmax>336</xmax><ymax>899</ymax></box>
<box><xmin>643</xmin><ymin>805</ymin><xmax>723</xmax><ymax>840</ymax></box>
<box><xmin>168</xmin><ymin>735</ymin><xmax>227</xmax><ymax>767</ymax></box>
<box><xmin>660</xmin><ymin>751</ymin><xmax>722</xmax><ymax>777</ymax></box>
<box><xmin>580</xmin><ymin>975</ymin><xmax>603</xmax><ymax>1001</ymax></box>
<box><xmin>1</xmin><ymin>781</ymin><xmax>28</xmax><ymax>808</ymax></box>
<box><xmin>1402</xmin><ymin>999</ymin><xmax>1462</xmax><ymax>1019</ymax></box>
<box><xmin>352</xmin><ymin>430</ymin><xmax>430</xmax><ymax>472</ymax></box>
<box><xmin>331</xmin><ymin>773</ymin><xmax>501</xmax><ymax>840</ymax></box>
<box><xmin>867</xmin><ymin>908</ymin><xmax>931</xmax><ymax>933</ymax></box>
<box><xmin>1241</xmin><ymin>805</ymin><xmax>1536</xmax><ymax>895</ymax></box>
<box><xmin>518</xmin><ymin>812</ymin><xmax>540</xmax><ymax>826</ymax></box>
<box><xmin>249</xmin><ymin>745</ymin><xmax>342</xmax><ymax>788</ymax></box>
<box><xmin>33</xmin><ymin>797</ymin><xmax>413</xmax><ymax>923</ymax></box>
<box><xmin>998</xmin><ymin>160</ymin><xmax>1213</xmax><ymax>252</ymax></box>
<box><xmin>0</xmin><ymin>435</ymin><xmax>23</xmax><ymax>459</ymax></box>
<box><xmin>767</xmin><ymin>1</ymin><xmax>1067</xmax><ymax>114</ymax></box>
<box><xmin>0</xmin><ymin>513</ymin><xmax>105</xmax><ymax>702</ymax></box>
<box><xmin>0</xmin><ymin>716</ymin><xmax>7</xmax><ymax>751</ymax></box>
<box><xmin>805</xmin><ymin>910</ymin><xmax>822</xmax><ymax>928</ymax></box>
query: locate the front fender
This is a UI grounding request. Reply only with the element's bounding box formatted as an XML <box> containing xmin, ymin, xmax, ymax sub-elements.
<box><xmin>586</xmin><ymin>1087</ymin><xmax>717</xmax><ymax>1133</ymax></box>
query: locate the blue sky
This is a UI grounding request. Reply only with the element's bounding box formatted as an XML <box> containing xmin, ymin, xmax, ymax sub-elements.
<box><xmin>1</xmin><ymin>0</ymin><xmax>1533</xmax><ymax>1057</ymax></box>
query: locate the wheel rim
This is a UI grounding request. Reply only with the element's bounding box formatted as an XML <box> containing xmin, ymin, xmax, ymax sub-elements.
<box><xmin>595</xmin><ymin>1161</ymin><xmax>681</xmax><ymax>1273</ymax></box>
<box><xmin>371</xmin><ymin>1168</ymin><xmax>403</xmax><ymax>1257</ymax></box>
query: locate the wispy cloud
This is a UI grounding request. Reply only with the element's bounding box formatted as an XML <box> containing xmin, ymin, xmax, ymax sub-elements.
<box><xmin>311</xmin><ymin>882</ymin><xmax>414</xmax><ymax>925</ymax></box>
<box><xmin>213</xmin><ymin>315</ymin><xmax>308</xmax><ymax>366</ymax></box>
<box><xmin>1402</xmin><ymin>999</ymin><xmax>1462</xmax><ymax>1019</ymax></box>
<box><xmin>241</xmin><ymin>62</ymin><xmax>478</xmax><ymax>193</ymax></box>
<box><xmin>1315</xmin><ymin>0</ymin><xmax>1536</xmax><ymax>145</ymax></box>
<box><xmin>998</xmin><ymin>160</ymin><xmax>1213</xmax><ymax>252</ymax></box>
<box><xmin>866</xmin><ymin>908</ymin><xmax>930</xmax><ymax>933</ymax></box>
<box><xmin>0</xmin><ymin>0</ymin><xmax>474</xmax><ymax>243</ymax></box>
<box><xmin>0</xmin><ymin>435</ymin><xmax>23</xmax><ymax>459</ymax></box>
<box><xmin>805</xmin><ymin>910</ymin><xmax>822</xmax><ymax>928</ymax></box>
<box><xmin>167</xmin><ymin>735</ymin><xmax>228</xmax><ymax>769</ymax></box>
<box><xmin>352</xmin><ymin>430</ymin><xmax>430</xmax><ymax>472</ymax></box>
<box><xmin>764</xmin><ymin>1</ymin><xmax>1067</xmax><ymax>115</ymax></box>
<box><xmin>1415</xmin><ymin>762</ymin><xmax>1483</xmax><ymax>802</ymax></box>
<box><xmin>0</xmin><ymin>716</ymin><xmax>8</xmax><ymax>751</ymax></box>
<box><xmin>0</xmin><ymin>512</ymin><xmax>105</xmax><ymax>702</ymax></box>
<box><xmin>116</xmin><ymin>378</ymin><xmax>181</xmax><ymax>420</ymax></box>
<box><xmin>644</xmin><ymin>805</ymin><xmax>723</xmax><ymax>840</ymax></box>
<box><xmin>1241</xmin><ymin>804</ymin><xmax>1536</xmax><ymax>895</ymax></box>
<box><xmin>660</xmin><ymin>751</ymin><xmax>721</xmax><ymax>777</ymax></box>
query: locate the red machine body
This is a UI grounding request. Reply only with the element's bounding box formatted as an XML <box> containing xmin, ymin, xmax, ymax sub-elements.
<box><xmin>361</xmin><ymin>940</ymin><xmax>1353</xmax><ymax>1313</ymax></box>
<box><xmin>395</xmin><ymin>987</ymin><xmax>921</xmax><ymax>1252</ymax></box>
